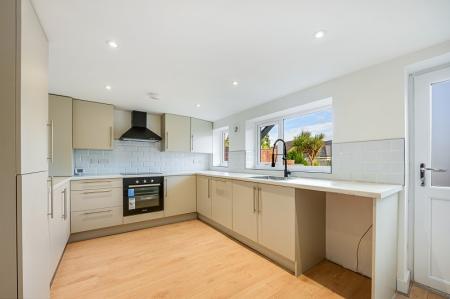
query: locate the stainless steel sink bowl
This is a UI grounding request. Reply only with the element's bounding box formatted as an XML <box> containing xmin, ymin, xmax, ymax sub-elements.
<box><xmin>249</xmin><ymin>175</ymin><xmax>295</xmax><ymax>181</ymax></box>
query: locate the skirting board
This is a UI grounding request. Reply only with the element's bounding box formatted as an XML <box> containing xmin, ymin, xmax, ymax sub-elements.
<box><xmin>198</xmin><ymin>214</ymin><xmax>296</xmax><ymax>273</ymax></box>
<box><xmin>397</xmin><ymin>270</ymin><xmax>411</xmax><ymax>295</ymax></box>
<box><xmin>69</xmin><ymin>213</ymin><xmax>197</xmax><ymax>242</ymax></box>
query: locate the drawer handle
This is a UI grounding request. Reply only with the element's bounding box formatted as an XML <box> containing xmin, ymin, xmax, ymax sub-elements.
<box><xmin>82</xmin><ymin>210</ymin><xmax>113</xmax><ymax>215</ymax></box>
<box><xmin>82</xmin><ymin>190</ymin><xmax>112</xmax><ymax>194</ymax></box>
<box><xmin>82</xmin><ymin>180</ymin><xmax>114</xmax><ymax>184</ymax></box>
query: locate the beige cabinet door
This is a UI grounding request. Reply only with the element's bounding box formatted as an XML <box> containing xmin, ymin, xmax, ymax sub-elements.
<box><xmin>165</xmin><ymin>175</ymin><xmax>196</xmax><ymax>217</ymax></box>
<box><xmin>49</xmin><ymin>95</ymin><xmax>73</xmax><ymax>176</ymax></box>
<box><xmin>191</xmin><ymin>118</ymin><xmax>213</xmax><ymax>153</ymax></box>
<box><xmin>211</xmin><ymin>179</ymin><xmax>233</xmax><ymax>229</ymax></box>
<box><xmin>162</xmin><ymin>114</ymin><xmax>191</xmax><ymax>152</ymax></box>
<box><xmin>73</xmin><ymin>99</ymin><xmax>114</xmax><ymax>150</ymax></box>
<box><xmin>258</xmin><ymin>184</ymin><xmax>295</xmax><ymax>261</ymax></box>
<box><xmin>197</xmin><ymin>176</ymin><xmax>211</xmax><ymax>217</ymax></box>
<box><xmin>232</xmin><ymin>180</ymin><xmax>258</xmax><ymax>242</ymax></box>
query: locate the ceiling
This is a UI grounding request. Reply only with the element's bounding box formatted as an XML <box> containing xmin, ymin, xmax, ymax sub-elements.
<box><xmin>33</xmin><ymin>0</ymin><xmax>450</xmax><ymax>121</ymax></box>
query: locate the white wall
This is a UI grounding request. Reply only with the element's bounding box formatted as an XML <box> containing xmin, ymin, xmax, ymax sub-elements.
<box><xmin>213</xmin><ymin>40</ymin><xmax>450</xmax><ymax>292</ymax></box>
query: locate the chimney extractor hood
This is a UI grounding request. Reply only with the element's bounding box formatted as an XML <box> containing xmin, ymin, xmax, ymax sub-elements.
<box><xmin>120</xmin><ymin>111</ymin><xmax>161</xmax><ymax>142</ymax></box>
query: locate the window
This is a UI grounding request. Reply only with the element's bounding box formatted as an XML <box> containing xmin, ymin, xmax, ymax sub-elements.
<box><xmin>213</xmin><ymin>127</ymin><xmax>229</xmax><ymax>167</ymax></box>
<box><xmin>254</xmin><ymin>102</ymin><xmax>333</xmax><ymax>172</ymax></box>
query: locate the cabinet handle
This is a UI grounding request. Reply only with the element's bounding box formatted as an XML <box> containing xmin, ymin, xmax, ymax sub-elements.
<box><xmin>109</xmin><ymin>126</ymin><xmax>113</xmax><ymax>148</ymax></box>
<box><xmin>48</xmin><ymin>177</ymin><xmax>54</xmax><ymax>218</ymax></box>
<box><xmin>253</xmin><ymin>186</ymin><xmax>257</xmax><ymax>213</ymax></box>
<box><xmin>47</xmin><ymin>121</ymin><xmax>54</xmax><ymax>163</ymax></box>
<box><xmin>82</xmin><ymin>189</ymin><xmax>112</xmax><ymax>195</ymax></box>
<box><xmin>191</xmin><ymin>134</ymin><xmax>194</xmax><ymax>152</ymax></box>
<box><xmin>258</xmin><ymin>187</ymin><xmax>262</xmax><ymax>213</ymax></box>
<box><xmin>207</xmin><ymin>178</ymin><xmax>211</xmax><ymax>198</ymax></box>
<box><xmin>61</xmin><ymin>188</ymin><xmax>67</xmax><ymax>220</ymax></box>
<box><xmin>166</xmin><ymin>132</ymin><xmax>169</xmax><ymax>149</ymax></box>
<box><xmin>82</xmin><ymin>180</ymin><xmax>113</xmax><ymax>184</ymax></box>
<box><xmin>82</xmin><ymin>209</ymin><xmax>112</xmax><ymax>215</ymax></box>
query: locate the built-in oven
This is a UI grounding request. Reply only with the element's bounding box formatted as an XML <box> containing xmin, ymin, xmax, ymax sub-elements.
<box><xmin>123</xmin><ymin>176</ymin><xmax>164</xmax><ymax>216</ymax></box>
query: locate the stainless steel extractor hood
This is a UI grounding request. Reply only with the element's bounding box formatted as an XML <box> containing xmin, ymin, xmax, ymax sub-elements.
<box><xmin>119</xmin><ymin>111</ymin><xmax>161</xmax><ymax>142</ymax></box>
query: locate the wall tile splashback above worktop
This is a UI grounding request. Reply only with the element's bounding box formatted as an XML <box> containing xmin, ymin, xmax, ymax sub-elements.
<box><xmin>74</xmin><ymin>140</ymin><xmax>210</xmax><ymax>175</ymax></box>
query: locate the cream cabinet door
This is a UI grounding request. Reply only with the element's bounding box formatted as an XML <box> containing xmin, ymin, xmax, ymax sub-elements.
<box><xmin>48</xmin><ymin>182</ymin><xmax>67</xmax><ymax>277</ymax></box>
<box><xmin>165</xmin><ymin>175</ymin><xmax>196</xmax><ymax>217</ymax></box>
<box><xmin>191</xmin><ymin>118</ymin><xmax>213</xmax><ymax>153</ymax></box>
<box><xmin>211</xmin><ymin>179</ymin><xmax>233</xmax><ymax>229</ymax></box>
<box><xmin>73</xmin><ymin>99</ymin><xmax>114</xmax><ymax>150</ymax></box>
<box><xmin>49</xmin><ymin>95</ymin><xmax>73</xmax><ymax>176</ymax></box>
<box><xmin>197</xmin><ymin>176</ymin><xmax>211</xmax><ymax>217</ymax></box>
<box><xmin>258</xmin><ymin>184</ymin><xmax>295</xmax><ymax>261</ymax></box>
<box><xmin>232</xmin><ymin>180</ymin><xmax>258</xmax><ymax>242</ymax></box>
<box><xmin>162</xmin><ymin>114</ymin><xmax>191</xmax><ymax>152</ymax></box>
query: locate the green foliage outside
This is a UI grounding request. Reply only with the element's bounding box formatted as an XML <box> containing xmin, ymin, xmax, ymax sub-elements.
<box><xmin>286</xmin><ymin>150</ymin><xmax>307</xmax><ymax>165</ymax></box>
<box><xmin>289</xmin><ymin>131</ymin><xmax>325</xmax><ymax>166</ymax></box>
<box><xmin>260</xmin><ymin>134</ymin><xmax>270</xmax><ymax>149</ymax></box>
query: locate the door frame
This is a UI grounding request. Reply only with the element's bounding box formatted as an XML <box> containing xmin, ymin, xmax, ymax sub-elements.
<box><xmin>406</xmin><ymin>53</ymin><xmax>450</xmax><ymax>293</ymax></box>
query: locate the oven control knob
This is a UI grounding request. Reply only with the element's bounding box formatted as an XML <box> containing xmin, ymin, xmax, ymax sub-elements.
<box><xmin>151</xmin><ymin>179</ymin><xmax>154</xmax><ymax>183</ymax></box>
<box><xmin>143</xmin><ymin>180</ymin><xmax>147</xmax><ymax>183</ymax></box>
<box><xmin>135</xmin><ymin>180</ymin><xmax>139</xmax><ymax>184</ymax></box>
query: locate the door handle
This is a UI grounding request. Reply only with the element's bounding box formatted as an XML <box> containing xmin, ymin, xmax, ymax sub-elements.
<box><xmin>420</xmin><ymin>163</ymin><xmax>447</xmax><ymax>186</ymax></box>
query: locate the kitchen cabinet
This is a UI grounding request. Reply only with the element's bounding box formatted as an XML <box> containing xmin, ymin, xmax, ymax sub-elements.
<box><xmin>232</xmin><ymin>181</ymin><xmax>258</xmax><ymax>243</ymax></box>
<box><xmin>190</xmin><ymin>118</ymin><xmax>213</xmax><ymax>153</ymax></box>
<box><xmin>258</xmin><ymin>184</ymin><xmax>295</xmax><ymax>261</ymax></box>
<box><xmin>48</xmin><ymin>94</ymin><xmax>73</xmax><ymax>176</ymax></box>
<box><xmin>48</xmin><ymin>180</ymin><xmax>70</xmax><ymax>278</ymax></box>
<box><xmin>162</xmin><ymin>114</ymin><xmax>191</xmax><ymax>152</ymax></box>
<box><xmin>165</xmin><ymin>175</ymin><xmax>196</xmax><ymax>217</ymax></box>
<box><xmin>73</xmin><ymin>99</ymin><xmax>114</xmax><ymax>150</ymax></box>
<box><xmin>70</xmin><ymin>178</ymin><xmax>123</xmax><ymax>233</ymax></box>
<box><xmin>211</xmin><ymin>179</ymin><xmax>233</xmax><ymax>229</ymax></box>
<box><xmin>196</xmin><ymin>176</ymin><xmax>212</xmax><ymax>217</ymax></box>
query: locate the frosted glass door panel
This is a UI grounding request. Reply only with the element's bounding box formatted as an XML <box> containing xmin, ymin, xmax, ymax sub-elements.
<box><xmin>431</xmin><ymin>80</ymin><xmax>450</xmax><ymax>187</ymax></box>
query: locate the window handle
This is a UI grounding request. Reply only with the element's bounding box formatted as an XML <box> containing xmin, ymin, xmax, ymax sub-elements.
<box><xmin>420</xmin><ymin>163</ymin><xmax>447</xmax><ymax>186</ymax></box>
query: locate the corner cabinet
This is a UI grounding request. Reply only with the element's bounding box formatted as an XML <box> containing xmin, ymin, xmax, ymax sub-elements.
<box><xmin>191</xmin><ymin>118</ymin><xmax>213</xmax><ymax>153</ymax></box>
<box><xmin>211</xmin><ymin>179</ymin><xmax>233</xmax><ymax>229</ymax></box>
<box><xmin>197</xmin><ymin>176</ymin><xmax>212</xmax><ymax>217</ymax></box>
<box><xmin>161</xmin><ymin>114</ymin><xmax>191</xmax><ymax>152</ymax></box>
<box><xmin>73</xmin><ymin>100</ymin><xmax>114</xmax><ymax>150</ymax></box>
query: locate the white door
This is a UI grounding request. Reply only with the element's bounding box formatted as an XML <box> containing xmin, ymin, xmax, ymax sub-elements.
<box><xmin>414</xmin><ymin>67</ymin><xmax>450</xmax><ymax>294</ymax></box>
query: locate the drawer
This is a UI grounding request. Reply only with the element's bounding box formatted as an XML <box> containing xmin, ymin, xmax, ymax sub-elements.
<box><xmin>71</xmin><ymin>207</ymin><xmax>123</xmax><ymax>233</ymax></box>
<box><xmin>71</xmin><ymin>178</ymin><xmax>122</xmax><ymax>191</ymax></box>
<box><xmin>71</xmin><ymin>187</ymin><xmax>122</xmax><ymax>212</ymax></box>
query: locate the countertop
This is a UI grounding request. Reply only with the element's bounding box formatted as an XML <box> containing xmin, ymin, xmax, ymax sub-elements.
<box><xmin>50</xmin><ymin>170</ymin><xmax>402</xmax><ymax>199</ymax></box>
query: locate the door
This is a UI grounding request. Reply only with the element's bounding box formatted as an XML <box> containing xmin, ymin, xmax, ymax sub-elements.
<box><xmin>258</xmin><ymin>184</ymin><xmax>295</xmax><ymax>261</ymax></box>
<box><xmin>163</xmin><ymin>114</ymin><xmax>191</xmax><ymax>152</ymax></box>
<box><xmin>165</xmin><ymin>175</ymin><xmax>196</xmax><ymax>217</ymax></box>
<box><xmin>191</xmin><ymin>118</ymin><xmax>213</xmax><ymax>153</ymax></box>
<box><xmin>17</xmin><ymin>171</ymin><xmax>50</xmax><ymax>299</ymax></box>
<box><xmin>49</xmin><ymin>95</ymin><xmax>73</xmax><ymax>176</ymax></box>
<box><xmin>197</xmin><ymin>176</ymin><xmax>211</xmax><ymax>217</ymax></box>
<box><xmin>232</xmin><ymin>181</ymin><xmax>258</xmax><ymax>242</ymax></box>
<box><xmin>211</xmin><ymin>179</ymin><xmax>233</xmax><ymax>229</ymax></box>
<box><xmin>414</xmin><ymin>67</ymin><xmax>450</xmax><ymax>294</ymax></box>
<box><xmin>73</xmin><ymin>99</ymin><xmax>114</xmax><ymax>150</ymax></box>
<box><xmin>48</xmin><ymin>182</ymin><xmax>63</xmax><ymax>276</ymax></box>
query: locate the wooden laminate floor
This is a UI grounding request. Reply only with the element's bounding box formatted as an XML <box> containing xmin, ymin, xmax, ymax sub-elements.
<box><xmin>51</xmin><ymin>220</ymin><xmax>444</xmax><ymax>299</ymax></box>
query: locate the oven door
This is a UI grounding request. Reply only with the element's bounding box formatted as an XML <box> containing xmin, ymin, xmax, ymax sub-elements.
<box><xmin>124</xmin><ymin>181</ymin><xmax>163</xmax><ymax>216</ymax></box>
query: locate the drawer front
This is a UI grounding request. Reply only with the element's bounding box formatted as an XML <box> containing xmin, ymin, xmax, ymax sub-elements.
<box><xmin>71</xmin><ymin>179</ymin><xmax>122</xmax><ymax>191</ymax></box>
<box><xmin>71</xmin><ymin>188</ymin><xmax>122</xmax><ymax>211</ymax></box>
<box><xmin>71</xmin><ymin>207</ymin><xmax>123</xmax><ymax>233</ymax></box>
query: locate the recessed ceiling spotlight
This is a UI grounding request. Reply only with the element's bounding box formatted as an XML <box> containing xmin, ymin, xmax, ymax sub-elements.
<box><xmin>105</xmin><ymin>85</ymin><xmax>112</xmax><ymax>90</ymax></box>
<box><xmin>314</xmin><ymin>30</ymin><xmax>326</xmax><ymax>39</ymax></box>
<box><xmin>107</xmin><ymin>40</ymin><xmax>118</xmax><ymax>48</ymax></box>
<box><xmin>232</xmin><ymin>81</ymin><xmax>239</xmax><ymax>86</ymax></box>
<box><xmin>196</xmin><ymin>104</ymin><xmax>201</xmax><ymax>108</ymax></box>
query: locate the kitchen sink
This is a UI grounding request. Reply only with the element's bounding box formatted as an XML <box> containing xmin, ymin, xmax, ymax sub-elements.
<box><xmin>249</xmin><ymin>175</ymin><xmax>295</xmax><ymax>181</ymax></box>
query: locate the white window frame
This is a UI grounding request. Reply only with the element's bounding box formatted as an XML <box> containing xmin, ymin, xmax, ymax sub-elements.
<box><xmin>254</xmin><ymin>105</ymin><xmax>333</xmax><ymax>173</ymax></box>
<box><xmin>213</xmin><ymin>127</ymin><xmax>229</xmax><ymax>167</ymax></box>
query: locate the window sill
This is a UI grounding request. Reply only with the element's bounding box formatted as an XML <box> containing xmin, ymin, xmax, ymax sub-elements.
<box><xmin>249</xmin><ymin>165</ymin><xmax>332</xmax><ymax>174</ymax></box>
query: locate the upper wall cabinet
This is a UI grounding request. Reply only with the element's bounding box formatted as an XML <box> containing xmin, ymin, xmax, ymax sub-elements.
<box><xmin>73</xmin><ymin>100</ymin><xmax>114</xmax><ymax>150</ymax></box>
<box><xmin>162</xmin><ymin>114</ymin><xmax>191</xmax><ymax>152</ymax></box>
<box><xmin>48</xmin><ymin>95</ymin><xmax>73</xmax><ymax>176</ymax></box>
<box><xmin>191</xmin><ymin>118</ymin><xmax>213</xmax><ymax>154</ymax></box>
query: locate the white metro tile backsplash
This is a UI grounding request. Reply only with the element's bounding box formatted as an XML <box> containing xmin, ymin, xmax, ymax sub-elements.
<box><xmin>74</xmin><ymin>140</ymin><xmax>210</xmax><ymax>175</ymax></box>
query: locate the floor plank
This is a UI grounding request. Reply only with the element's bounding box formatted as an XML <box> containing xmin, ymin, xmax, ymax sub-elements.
<box><xmin>52</xmin><ymin>219</ymin><xmax>387</xmax><ymax>298</ymax></box>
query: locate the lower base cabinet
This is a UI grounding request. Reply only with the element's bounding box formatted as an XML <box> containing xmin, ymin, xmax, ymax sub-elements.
<box><xmin>71</xmin><ymin>207</ymin><xmax>123</xmax><ymax>233</ymax></box>
<box><xmin>196</xmin><ymin>176</ymin><xmax>211</xmax><ymax>217</ymax></box>
<box><xmin>232</xmin><ymin>181</ymin><xmax>258</xmax><ymax>243</ymax></box>
<box><xmin>211</xmin><ymin>179</ymin><xmax>233</xmax><ymax>229</ymax></box>
<box><xmin>165</xmin><ymin>175</ymin><xmax>196</xmax><ymax>217</ymax></box>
